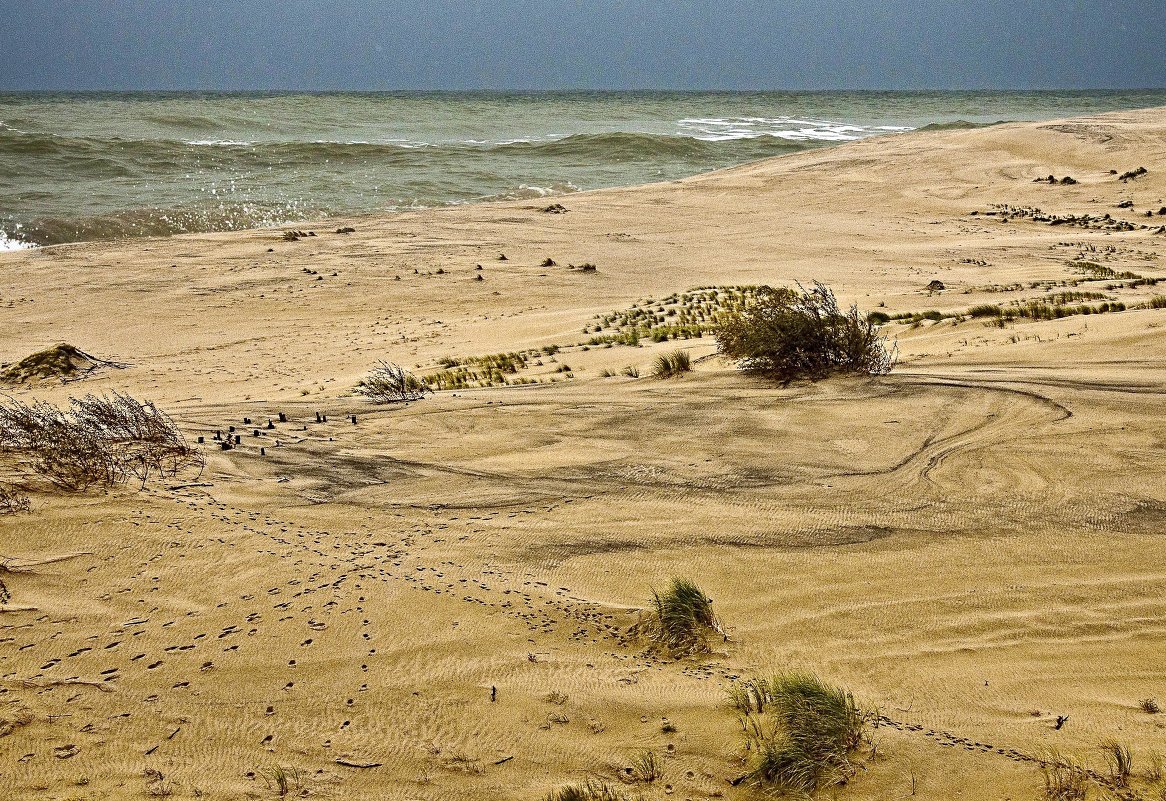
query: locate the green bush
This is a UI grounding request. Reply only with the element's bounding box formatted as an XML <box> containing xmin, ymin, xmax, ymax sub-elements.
<box><xmin>715</xmin><ymin>282</ymin><xmax>896</xmax><ymax>382</ymax></box>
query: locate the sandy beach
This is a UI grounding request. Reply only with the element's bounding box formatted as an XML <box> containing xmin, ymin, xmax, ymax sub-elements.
<box><xmin>2</xmin><ymin>106</ymin><xmax>1166</xmax><ymax>800</ymax></box>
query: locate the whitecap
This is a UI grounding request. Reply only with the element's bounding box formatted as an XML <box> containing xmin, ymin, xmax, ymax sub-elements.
<box><xmin>0</xmin><ymin>230</ymin><xmax>34</xmax><ymax>251</ymax></box>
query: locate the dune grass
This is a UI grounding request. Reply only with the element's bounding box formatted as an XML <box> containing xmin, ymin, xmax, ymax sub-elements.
<box><xmin>260</xmin><ymin>765</ymin><xmax>301</xmax><ymax>798</ymax></box>
<box><xmin>544</xmin><ymin>781</ymin><xmax>629</xmax><ymax>801</ymax></box>
<box><xmin>628</xmin><ymin>750</ymin><xmax>662</xmax><ymax>783</ymax></box>
<box><xmin>651</xmin><ymin>349</ymin><xmax>691</xmax><ymax>378</ymax></box>
<box><xmin>736</xmin><ymin>672</ymin><xmax>866</xmax><ymax>795</ymax></box>
<box><xmin>1040</xmin><ymin>754</ymin><xmax>1089</xmax><ymax>801</ymax></box>
<box><xmin>645</xmin><ymin>577</ymin><xmax>722</xmax><ymax>653</ymax></box>
<box><xmin>0</xmin><ymin>392</ymin><xmax>202</xmax><ymax>491</ymax></box>
<box><xmin>1099</xmin><ymin>740</ymin><xmax>1133</xmax><ymax>787</ymax></box>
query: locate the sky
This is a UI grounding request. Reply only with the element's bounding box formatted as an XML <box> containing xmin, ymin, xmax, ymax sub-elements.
<box><xmin>1</xmin><ymin>0</ymin><xmax>1164</xmax><ymax>91</ymax></box>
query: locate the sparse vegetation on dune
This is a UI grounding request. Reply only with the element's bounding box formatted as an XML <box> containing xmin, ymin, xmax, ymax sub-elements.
<box><xmin>544</xmin><ymin>781</ymin><xmax>631</xmax><ymax>801</ymax></box>
<box><xmin>735</xmin><ymin>672</ymin><xmax>867</xmax><ymax>795</ymax></box>
<box><xmin>259</xmin><ymin>765</ymin><xmax>302</xmax><ymax>798</ymax></box>
<box><xmin>585</xmin><ymin>286</ymin><xmax>765</xmax><ymax>346</ymax></box>
<box><xmin>1100</xmin><ymin>740</ymin><xmax>1134</xmax><ymax>787</ymax></box>
<box><xmin>715</xmin><ymin>282</ymin><xmax>896</xmax><ymax>382</ymax></box>
<box><xmin>0</xmin><ymin>482</ymin><xmax>30</xmax><ymax>514</ymax></box>
<box><xmin>0</xmin><ymin>391</ymin><xmax>202</xmax><ymax>491</ymax></box>
<box><xmin>651</xmin><ymin>349</ymin><xmax>691</xmax><ymax>378</ymax></box>
<box><xmin>1040</xmin><ymin>754</ymin><xmax>1089</xmax><ymax>801</ymax></box>
<box><xmin>354</xmin><ymin>360</ymin><xmax>429</xmax><ymax>403</ymax></box>
<box><xmin>642</xmin><ymin>577</ymin><xmax>723</xmax><ymax>653</ymax></box>
<box><xmin>626</xmin><ymin>750</ymin><xmax>663</xmax><ymax>783</ymax></box>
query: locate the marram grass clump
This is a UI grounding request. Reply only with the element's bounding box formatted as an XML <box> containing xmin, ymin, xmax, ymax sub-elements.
<box><xmin>544</xmin><ymin>780</ymin><xmax>630</xmax><ymax>801</ymax></box>
<box><xmin>651</xmin><ymin>349</ymin><xmax>691</xmax><ymax>378</ymax></box>
<box><xmin>736</xmin><ymin>672</ymin><xmax>867</xmax><ymax>795</ymax></box>
<box><xmin>643</xmin><ymin>577</ymin><xmax>723</xmax><ymax>653</ymax></box>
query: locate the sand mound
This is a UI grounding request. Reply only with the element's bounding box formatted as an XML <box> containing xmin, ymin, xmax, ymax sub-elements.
<box><xmin>0</xmin><ymin>343</ymin><xmax>121</xmax><ymax>385</ymax></box>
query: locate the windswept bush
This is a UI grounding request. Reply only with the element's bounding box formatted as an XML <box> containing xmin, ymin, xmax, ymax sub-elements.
<box><xmin>0</xmin><ymin>392</ymin><xmax>202</xmax><ymax>490</ymax></box>
<box><xmin>355</xmin><ymin>361</ymin><xmax>429</xmax><ymax>403</ymax></box>
<box><xmin>715</xmin><ymin>282</ymin><xmax>896</xmax><ymax>382</ymax></box>
<box><xmin>738</xmin><ymin>672</ymin><xmax>866</xmax><ymax>795</ymax></box>
<box><xmin>643</xmin><ymin>577</ymin><xmax>723</xmax><ymax>653</ymax></box>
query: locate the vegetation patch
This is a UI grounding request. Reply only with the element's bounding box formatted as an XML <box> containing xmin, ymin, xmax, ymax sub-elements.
<box><xmin>641</xmin><ymin>577</ymin><xmax>723</xmax><ymax>654</ymax></box>
<box><xmin>715</xmin><ymin>282</ymin><xmax>896</xmax><ymax>382</ymax></box>
<box><xmin>544</xmin><ymin>781</ymin><xmax>630</xmax><ymax>801</ymax></box>
<box><xmin>0</xmin><ymin>483</ymin><xmax>31</xmax><ymax>515</ymax></box>
<box><xmin>355</xmin><ymin>361</ymin><xmax>429</xmax><ymax>403</ymax></box>
<box><xmin>0</xmin><ymin>391</ymin><xmax>202</xmax><ymax>491</ymax></box>
<box><xmin>0</xmin><ymin>343</ymin><xmax>124</xmax><ymax>386</ymax></box>
<box><xmin>734</xmin><ymin>673</ymin><xmax>867</xmax><ymax>795</ymax></box>
<box><xmin>651</xmin><ymin>350</ymin><xmax>691</xmax><ymax>378</ymax></box>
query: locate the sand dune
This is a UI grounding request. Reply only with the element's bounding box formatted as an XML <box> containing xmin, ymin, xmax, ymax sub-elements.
<box><xmin>2</xmin><ymin>108</ymin><xmax>1166</xmax><ymax>800</ymax></box>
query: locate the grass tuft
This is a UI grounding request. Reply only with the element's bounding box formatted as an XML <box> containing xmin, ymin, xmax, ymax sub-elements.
<box><xmin>1040</xmin><ymin>754</ymin><xmax>1089</xmax><ymax>801</ymax></box>
<box><xmin>1100</xmin><ymin>740</ymin><xmax>1133</xmax><ymax>787</ymax></box>
<box><xmin>355</xmin><ymin>361</ymin><xmax>429</xmax><ymax>403</ymax></box>
<box><xmin>628</xmin><ymin>750</ymin><xmax>663</xmax><ymax>783</ymax></box>
<box><xmin>260</xmin><ymin>765</ymin><xmax>301</xmax><ymax>798</ymax></box>
<box><xmin>739</xmin><ymin>673</ymin><xmax>866</xmax><ymax>795</ymax></box>
<box><xmin>544</xmin><ymin>781</ymin><xmax>629</xmax><ymax>801</ymax></box>
<box><xmin>0</xmin><ymin>483</ymin><xmax>31</xmax><ymax>515</ymax></box>
<box><xmin>651</xmin><ymin>350</ymin><xmax>692</xmax><ymax>378</ymax></box>
<box><xmin>644</xmin><ymin>577</ymin><xmax>723</xmax><ymax>653</ymax></box>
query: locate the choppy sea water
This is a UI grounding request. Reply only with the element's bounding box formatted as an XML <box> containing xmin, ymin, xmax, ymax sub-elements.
<box><xmin>3</xmin><ymin>90</ymin><xmax>1165</xmax><ymax>249</ymax></box>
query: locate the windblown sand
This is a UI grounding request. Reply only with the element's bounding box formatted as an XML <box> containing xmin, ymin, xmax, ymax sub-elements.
<box><xmin>2</xmin><ymin>108</ymin><xmax>1166</xmax><ymax>800</ymax></box>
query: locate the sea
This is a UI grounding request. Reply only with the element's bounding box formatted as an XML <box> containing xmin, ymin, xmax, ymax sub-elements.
<box><xmin>3</xmin><ymin>90</ymin><xmax>1165</xmax><ymax>250</ymax></box>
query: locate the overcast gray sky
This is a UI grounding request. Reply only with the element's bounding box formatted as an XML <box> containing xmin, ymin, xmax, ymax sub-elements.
<box><xmin>2</xmin><ymin>0</ymin><xmax>1163</xmax><ymax>91</ymax></box>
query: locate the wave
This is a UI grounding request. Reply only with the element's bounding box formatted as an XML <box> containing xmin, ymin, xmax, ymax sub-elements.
<box><xmin>0</xmin><ymin>229</ymin><xmax>35</xmax><ymax>251</ymax></box>
<box><xmin>917</xmin><ymin>120</ymin><xmax>1010</xmax><ymax>132</ymax></box>
<box><xmin>6</xmin><ymin>202</ymin><xmax>324</xmax><ymax>247</ymax></box>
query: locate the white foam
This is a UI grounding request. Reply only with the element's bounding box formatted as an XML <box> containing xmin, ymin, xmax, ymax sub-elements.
<box><xmin>184</xmin><ymin>139</ymin><xmax>253</xmax><ymax>146</ymax></box>
<box><xmin>675</xmin><ymin>115</ymin><xmax>914</xmax><ymax>143</ymax></box>
<box><xmin>0</xmin><ymin>231</ymin><xmax>34</xmax><ymax>251</ymax></box>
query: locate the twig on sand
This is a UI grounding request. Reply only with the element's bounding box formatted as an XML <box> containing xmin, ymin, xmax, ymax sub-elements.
<box><xmin>15</xmin><ymin>678</ymin><xmax>114</xmax><ymax>693</ymax></box>
<box><xmin>1</xmin><ymin>552</ymin><xmax>94</xmax><ymax>573</ymax></box>
<box><xmin>335</xmin><ymin>757</ymin><xmax>382</xmax><ymax>769</ymax></box>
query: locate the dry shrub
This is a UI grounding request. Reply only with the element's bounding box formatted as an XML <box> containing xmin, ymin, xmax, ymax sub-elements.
<box><xmin>0</xmin><ymin>482</ymin><xmax>30</xmax><ymax>514</ymax></box>
<box><xmin>0</xmin><ymin>391</ymin><xmax>202</xmax><ymax>490</ymax></box>
<box><xmin>355</xmin><ymin>361</ymin><xmax>429</xmax><ymax>403</ymax></box>
<box><xmin>715</xmin><ymin>282</ymin><xmax>896</xmax><ymax>382</ymax></box>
